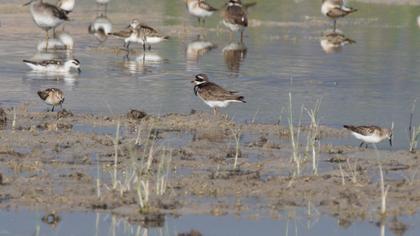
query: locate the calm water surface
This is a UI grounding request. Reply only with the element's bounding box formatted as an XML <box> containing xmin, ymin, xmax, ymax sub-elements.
<box><xmin>0</xmin><ymin>1</ymin><xmax>419</xmax><ymax>149</ymax></box>
<box><xmin>0</xmin><ymin>210</ymin><xmax>419</xmax><ymax>236</ymax></box>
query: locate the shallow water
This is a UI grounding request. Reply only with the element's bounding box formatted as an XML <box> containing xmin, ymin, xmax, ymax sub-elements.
<box><xmin>0</xmin><ymin>1</ymin><xmax>419</xmax><ymax>149</ymax></box>
<box><xmin>0</xmin><ymin>209</ymin><xmax>419</xmax><ymax>236</ymax></box>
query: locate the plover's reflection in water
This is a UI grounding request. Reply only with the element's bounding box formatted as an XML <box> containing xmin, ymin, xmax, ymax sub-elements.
<box><xmin>320</xmin><ymin>30</ymin><xmax>355</xmax><ymax>54</ymax></box>
<box><xmin>222</xmin><ymin>41</ymin><xmax>247</xmax><ymax>75</ymax></box>
<box><xmin>37</xmin><ymin>31</ymin><xmax>74</xmax><ymax>51</ymax></box>
<box><xmin>88</xmin><ymin>14</ymin><xmax>113</xmax><ymax>44</ymax></box>
<box><xmin>123</xmin><ymin>51</ymin><xmax>165</xmax><ymax>75</ymax></box>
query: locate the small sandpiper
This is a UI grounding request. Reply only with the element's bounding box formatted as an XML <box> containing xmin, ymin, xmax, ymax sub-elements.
<box><xmin>321</xmin><ymin>0</ymin><xmax>357</xmax><ymax>32</ymax></box>
<box><xmin>185</xmin><ymin>0</ymin><xmax>218</xmax><ymax>25</ymax></box>
<box><xmin>37</xmin><ymin>88</ymin><xmax>65</xmax><ymax>112</ymax></box>
<box><xmin>110</xmin><ymin>19</ymin><xmax>169</xmax><ymax>51</ymax></box>
<box><xmin>191</xmin><ymin>73</ymin><xmax>246</xmax><ymax>115</ymax></box>
<box><xmin>222</xmin><ymin>0</ymin><xmax>248</xmax><ymax>42</ymax></box>
<box><xmin>57</xmin><ymin>0</ymin><xmax>75</xmax><ymax>14</ymax></box>
<box><xmin>23</xmin><ymin>59</ymin><xmax>81</xmax><ymax>73</ymax></box>
<box><xmin>343</xmin><ymin>125</ymin><xmax>392</xmax><ymax>148</ymax></box>
<box><xmin>23</xmin><ymin>0</ymin><xmax>69</xmax><ymax>41</ymax></box>
<box><xmin>135</xmin><ymin>21</ymin><xmax>170</xmax><ymax>51</ymax></box>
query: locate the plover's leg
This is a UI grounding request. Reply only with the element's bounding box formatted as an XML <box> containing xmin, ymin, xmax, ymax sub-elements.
<box><xmin>365</xmin><ymin>143</ymin><xmax>369</xmax><ymax>149</ymax></box>
<box><xmin>333</xmin><ymin>20</ymin><xmax>336</xmax><ymax>32</ymax></box>
<box><xmin>148</xmin><ymin>45</ymin><xmax>151</xmax><ymax>51</ymax></box>
<box><xmin>126</xmin><ymin>42</ymin><xmax>131</xmax><ymax>50</ymax></box>
<box><xmin>143</xmin><ymin>43</ymin><xmax>146</xmax><ymax>51</ymax></box>
<box><xmin>213</xmin><ymin>107</ymin><xmax>217</xmax><ymax>116</ymax></box>
<box><xmin>51</xmin><ymin>106</ymin><xmax>55</xmax><ymax>112</ymax></box>
<box><xmin>359</xmin><ymin>142</ymin><xmax>364</xmax><ymax>148</ymax></box>
<box><xmin>240</xmin><ymin>31</ymin><xmax>244</xmax><ymax>43</ymax></box>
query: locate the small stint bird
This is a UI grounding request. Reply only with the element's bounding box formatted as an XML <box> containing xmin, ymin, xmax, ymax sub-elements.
<box><xmin>320</xmin><ymin>31</ymin><xmax>355</xmax><ymax>53</ymax></box>
<box><xmin>185</xmin><ymin>0</ymin><xmax>218</xmax><ymax>25</ymax></box>
<box><xmin>321</xmin><ymin>0</ymin><xmax>357</xmax><ymax>32</ymax></box>
<box><xmin>109</xmin><ymin>19</ymin><xmax>169</xmax><ymax>51</ymax></box>
<box><xmin>23</xmin><ymin>59</ymin><xmax>81</xmax><ymax>73</ymax></box>
<box><xmin>191</xmin><ymin>73</ymin><xmax>246</xmax><ymax>115</ymax></box>
<box><xmin>222</xmin><ymin>0</ymin><xmax>248</xmax><ymax>42</ymax></box>
<box><xmin>343</xmin><ymin>125</ymin><xmax>392</xmax><ymax>148</ymax></box>
<box><xmin>23</xmin><ymin>0</ymin><xmax>69</xmax><ymax>42</ymax></box>
<box><xmin>37</xmin><ymin>88</ymin><xmax>65</xmax><ymax>112</ymax></box>
<box><xmin>57</xmin><ymin>0</ymin><xmax>75</xmax><ymax>14</ymax></box>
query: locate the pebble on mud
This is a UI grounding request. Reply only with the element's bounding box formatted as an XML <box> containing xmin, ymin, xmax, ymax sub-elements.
<box><xmin>127</xmin><ymin>109</ymin><xmax>147</xmax><ymax>121</ymax></box>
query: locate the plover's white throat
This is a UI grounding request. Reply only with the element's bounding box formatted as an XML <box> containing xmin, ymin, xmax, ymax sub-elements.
<box><xmin>321</xmin><ymin>0</ymin><xmax>357</xmax><ymax>32</ymax></box>
<box><xmin>57</xmin><ymin>0</ymin><xmax>75</xmax><ymax>14</ymax></box>
<box><xmin>24</xmin><ymin>0</ymin><xmax>69</xmax><ymax>41</ymax></box>
<box><xmin>320</xmin><ymin>31</ymin><xmax>355</xmax><ymax>53</ymax></box>
<box><xmin>191</xmin><ymin>73</ymin><xmax>246</xmax><ymax>115</ymax></box>
<box><xmin>343</xmin><ymin>125</ymin><xmax>392</xmax><ymax>148</ymax></box>
<box><xmin>23</xmin><ymin>59</ymin><xmax>81</xmax><ymax>73</ymax></box>
<box><xmin>185</xmin><ymin>0</ymin><xmax>218</xmax><ymax>25</ymax></box>
<box><xmin>222</xmin><ymin>0</ymin><xmax>248</xmax><ymax>41</ymax></box>
<box><xmin>37</xmin><ymin>88</ymin><xmax>65</xmax><ymax>112</ymax></box>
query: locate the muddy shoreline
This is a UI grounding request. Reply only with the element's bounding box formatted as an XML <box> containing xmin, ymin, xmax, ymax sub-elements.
<box><xmin>0</xmin><ymin>105</ymin><xmax>418</xmax><ymax>232</ymax></box>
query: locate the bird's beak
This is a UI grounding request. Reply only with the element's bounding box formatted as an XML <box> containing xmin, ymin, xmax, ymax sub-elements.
<box><xmin>389</xmin><ymin>138</ymin><xmax>392</xmax><ymax>147</ymax></box>
<box><xmin>23</xmin><ymin>0</ymin><xmax>34</xmax><ymax>6</ymax></box>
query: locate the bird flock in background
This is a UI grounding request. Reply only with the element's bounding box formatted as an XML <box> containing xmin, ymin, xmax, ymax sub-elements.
<box><xmin>14</xmin><ymin>0</ymin><xmax>402</xmax><ymax>147</ymax></box>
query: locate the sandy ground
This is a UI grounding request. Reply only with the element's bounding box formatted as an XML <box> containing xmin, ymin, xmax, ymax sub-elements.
<box><xmin>0</xmin><ymin>105</ymin><xmax>418</xmax><ymax>233</ymax></box>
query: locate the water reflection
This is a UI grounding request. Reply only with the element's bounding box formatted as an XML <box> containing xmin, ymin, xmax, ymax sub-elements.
<box><xmin>89</xmin><ymin>14</ymin><xmax>113</xmax><ymax>44</ymax></box>
<box><xmin>320</xmin><ymin>30</ymin><xmax>355</xmax><ymax>54</ymax></box>
<box><xmin>36</xmin><ymin>31</ymin><xmax>74</xmax><ymax>52</ymax></box>
<box><xmin>123</xmin><ymin>51</ymin><xmax>165</xmax><ymax>75</ymax></box>
<box><xmin>222</xmin><ymin>41</ymin><xmax>247</xmax><ymax>74</ymax></box>
<box><xmin>186</xmin><ymin>35</ymin><xmax>217</xmax><ymax>62</ymax></box>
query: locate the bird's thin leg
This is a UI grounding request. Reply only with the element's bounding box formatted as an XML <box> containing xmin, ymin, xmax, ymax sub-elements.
<box><xmin>359</xmin><ymin>142</ymin><xmax>364</xmax><ymax>148</ymax></box>
<box><xmin>240</xmin><ymin>31</ymin><xmax>244</xmax><ymax>43</ymax></box>
<box><xmin>365</xmin><ymin>143</ymin><xmax>369</xmax><ymax>149</ymax></box>
<box><xmin>126</xmin><ymin>42</ymin><xmax>130</xmax><ymax>50</ymax></box>
<box><xmin>197</xmin><ymin>17</ymin><xmax>200</xmax><ymax>25</ymax></box>
<box><xmin>213</xmin><ymin>107</ymin><xmax>217</xmax><ymax>116</ymax></box>
<box><xmin>143</xmin><ymin>43</ymin><xmax>146</xmax><ymax>51</ymax></box>
<box><xmin>45</xmin><ymin>30</ymin><xmax>49</xmax><ymax>50</ymax></box>
<box><xmin>51</xmin><ymin>106</ymin><xmax>55</xmax><ymax>112</ymax></box>
<box><xmin>333</xmin><ymin>20</ymin><xmax>336</xmax><ymax>32</ymax></box>
<box><xmin>148</xmin><ymin>45</ymin><xmax>151</xmax><ymax>51</ymax></box>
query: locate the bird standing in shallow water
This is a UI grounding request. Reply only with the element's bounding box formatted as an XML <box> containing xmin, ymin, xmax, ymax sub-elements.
<box><xmin>222</xmin><ymin>0</ymin><xmax>248</xmax><ymax>42</ymax></box>
<box><xmin>23</xmin><ymin>0</ymin><xmax>69</xmax><ymax>43</ymax></box>
<box><xmin>191</xmin><ymin>73</ymin><xmax>246</xmax><ymax>115</ymax></box>
<box><xmin>185</xmin><ymin>0</ymin><xmax>218</xmax><ymax>25</ymax></box>
<box><xmin>343</xmin><ymin>125</ymin><xmax>392</xmax><ymax>148</ymax></box>
<box><xmin>321</xmin><ymin>0</ymin><xmax>357</xmax><ymax>32</ymax></box>
<box><xmin>37</xmin><ymin>88</ymin><xmax>65</xmax><ymax>112</ymax></box>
